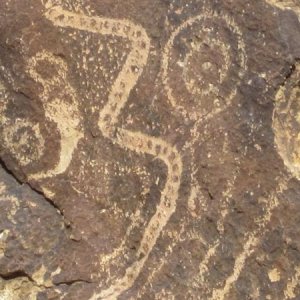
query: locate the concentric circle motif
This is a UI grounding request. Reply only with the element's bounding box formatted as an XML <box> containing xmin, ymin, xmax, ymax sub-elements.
<box><xmin>162</xmin><ymin>10</ymin><xmax>247</xmax><ymax>120</ymax></box>
<box><xmin>2</xmin><ymin>119</ymin><xmax>45</xmax><ymax>167</ymax></box>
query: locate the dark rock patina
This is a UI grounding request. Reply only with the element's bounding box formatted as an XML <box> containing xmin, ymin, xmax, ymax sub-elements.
<box><xmin>0</xmin><ymin>0</ymin><xmax>300</xmax><ymax>299</ymax></box>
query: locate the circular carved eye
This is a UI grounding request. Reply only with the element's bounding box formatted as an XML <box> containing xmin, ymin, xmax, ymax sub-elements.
<box><xmin>162</xmin><ymin>11</ymin><xmax>247</xmax><ymax>120</ymax></box>
<box><xmin>182</xmin><ymin>37</ymin><xmax>230</xmax><ymax>97</ymax></box>
<box><xmin>2</xmin><ymin>119</ymin><xmax>45</xmax><ymax>167</ymax></box>
<box><xmin>273</xmin><ymin>64</ymin><xmax>300</xmax><ymax>180</ymax></box>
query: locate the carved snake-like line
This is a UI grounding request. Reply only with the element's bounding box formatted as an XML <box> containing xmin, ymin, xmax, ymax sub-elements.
<box><xmin>44</xmin><ymin>6</ymin><xmax>183</xmax><ymax>300</ymax></box>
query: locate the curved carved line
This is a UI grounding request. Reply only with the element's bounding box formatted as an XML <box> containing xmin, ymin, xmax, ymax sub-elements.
<box><xmin>161</xmin><ymin>9</ymin><xmax>247</xmax><ymax>120</ymax></box>
<box><xmin>27</xmin><ymin>50</ymin><xmax>83</xmax><ymax>180</ymax></box>
<box><xmin>44</xmin><ymin>5</ymin><xmax>183</xmax><ymax>299</ymax></box>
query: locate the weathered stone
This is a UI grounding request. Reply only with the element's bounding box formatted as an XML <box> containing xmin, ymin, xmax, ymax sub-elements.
<box><xmin>0</xmin><ymin>0</ymin><xmax>300</xmax><ymax>299</ymax></box>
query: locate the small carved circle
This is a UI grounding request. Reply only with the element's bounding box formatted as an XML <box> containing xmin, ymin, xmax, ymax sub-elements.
<box><xmin>2</xmin><ymin>119</ymin><xmax>45</xmax><ymax>166</ymax></box>
<box><xmin>182</xmin><ymin>36</ymin><xmax>230</xmax><ymax>97</ymax></box>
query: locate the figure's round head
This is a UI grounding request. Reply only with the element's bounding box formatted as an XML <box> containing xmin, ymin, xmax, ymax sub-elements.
<box><xmin>162</xmin><ymin>10</ymin><xmax>247</xmax><ymax>120</ymax></box>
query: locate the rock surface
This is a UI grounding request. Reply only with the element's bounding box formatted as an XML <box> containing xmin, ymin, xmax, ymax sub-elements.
<box><xmin>0</xmin><ymin>0</ymin><xmax>300</xmax><ymax>299</ymax></box>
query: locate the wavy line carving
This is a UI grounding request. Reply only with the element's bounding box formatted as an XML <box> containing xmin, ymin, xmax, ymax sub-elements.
<box><xmin>43</xmin><ymin>4</ymin><xmax>183</xmax><ymax>299</ymax></box>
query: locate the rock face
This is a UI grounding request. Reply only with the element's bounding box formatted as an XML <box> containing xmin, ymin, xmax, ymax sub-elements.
<box><xmin>0</xmin><ymin>0</ymin><xmax>300</xmax><ymax>299</ymax></box>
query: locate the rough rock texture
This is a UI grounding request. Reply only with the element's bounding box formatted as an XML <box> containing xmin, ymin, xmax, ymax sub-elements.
<box><xmin>0</xmin><ymin>0</ymin><xmax>300</xmax><ymax>299</ymax></box>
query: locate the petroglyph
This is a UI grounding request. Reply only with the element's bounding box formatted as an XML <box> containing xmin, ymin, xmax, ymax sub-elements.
<box><xmin>197</xmin><ymin>241</ymin><xmax>220</xmax><ymax>285</ymax></box>
<box><xmin>217</xmin><ymin>161</ymin><xmax>241</xmax><ymax>233</ymax></box>
<box><xmin>26</xmin><ymin>50</ymin><xmax>83</xmax><ymax>179</ymax></box>
<box><xmin>187</xmin><ymin>185</ymin><xmax>204</xmax><ymax>217</ymax></box>
<box><xmin>135</xmin><ymin>224</ymin><xmax>187</xmax><ymax>299</ymax></box>
<box><xmin>0</xmin><ymin>229</ymin><xmax>9</xmax><ymax>259</ymax></box>
<box><xmin>210</xmin><ymin>178</ymin><xmax>288</xmax><ymax>300</ymax></box>
<box><xmin>2</xmin><ymin>119</ymin><xmax>45</xmax><ymax>167</ymax></box>
<box><xmin>0</xmin><ymin>180</ymin><xmax>20</xmax><ymax>225</ymax></box>
<box><xmin>1</xmin><ymin>1</ymin><xmax>300</xmax><ymax>299</ymax></box>
<box><xmin>284</xmin><ymin>266</ymin><xmax>300</xmax><ymax>299</ymax></box>
<box><xmin>161</xmin><ymin>9</ymin><xmax>247</xmax><ymax>121</ymax></box>
<box><xmin>265</xmin><ymin>0</ymin><xmax>300</xmax><ymax>18</ymax></box>
<box><xmin>0</xmin><ymin>75</ymin><xmax>46</xmax><ymax>167</ymax></box>
<box><xmin>43</xmin><ymin>3</ymin><xmax>183</xmax><ymax>299</ymax></box>
<box><xmin>273</xmin><ymin>63</ymin><xmax>300</xmax><ymax>180</ymax></box>
<box><xmin>98</xmin><ymin>203</ymin><xmax>144</xmax><ymax>271</ymax></box>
